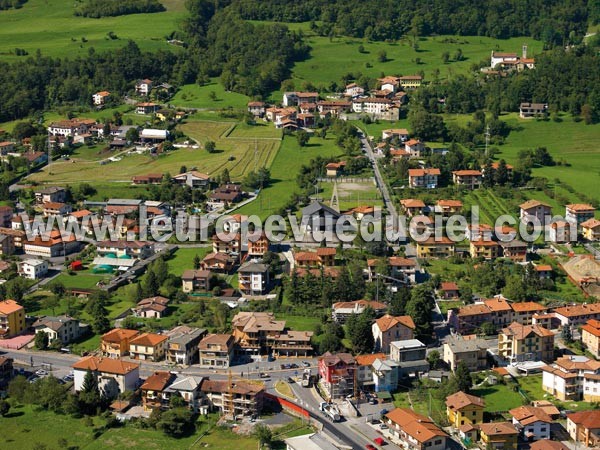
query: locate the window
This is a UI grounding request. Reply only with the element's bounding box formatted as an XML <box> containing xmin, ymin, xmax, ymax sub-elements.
<box><xmin>434</xmin><ymin>439</ymin><xmax>442</xmax><ymax>445</ymax></box>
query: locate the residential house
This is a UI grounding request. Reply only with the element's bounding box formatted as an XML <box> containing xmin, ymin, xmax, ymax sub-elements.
<box><xmin>198</xmin><ymin>334</ymin><xmax>235</xmax><ymax>368</ymax></box>
<box><xmin>519</xmin><ymin>200</ymin><xmax>552</xmax><ymax>227</ymax></box>
<box><xmin>35</xmin><ymin>186</ymin><xmax>66</xmax><ymax>204</ymax></box>
<box><xmin>165</xmin><ymin>375</ymin><xmax>207</xmax><ymax>413</ymax></box>
<box><xmin>165</xmin><ymin>326</ymin><xmax>206</xmax><ymax>366</ymax></box>
<box><xmin>479</xmin><ymin>422</ymin><xmax>518</xmax><ymax>450</ymax></box>
<box><xmin>318</xmin><ymin>352</ymin><xmax>356</xmax><ymax>399</ymax></box>
<box><xmin>316</xmin><ymin>101</ymin><xmax>351</xmax><ymax>116</ymax></box>
<box><xmin>511</xmin><ymin>301</ymin><xmax>547</xmax><ymax>325</ymax></box>
<box><xmin>566</xmin><ymin>410</ymin><xmax>600</xmax><ymax>448</ymax></box>
<box><xmin>271</xmin><ymin>330</ymin><xmax>313</xmax><ymax>358</ymax></box>
<box><xmin>96</xmin><ymin>240</ymin><xmax>154</xmax><ymax>259</ymax></box>
<box><xmin>23</xmin><ymin>231</ymin><xmax>79</xmax><ymax>258</ymax></box>
<box><xmin>436</xmin><ymin>200</ymin><xmax>463</xmax><ymax>217</ymax></box>
<box><xmin>172</xmin><ymin>171</ymin><xmax>211</xmax><ymax>189</ymax></box>
<box><xmin>129</xmin><ymin>332</ymin><xmax>168</xmax><ymax>361</ymax></box>
<box><xmin>581</xmin><ymin>319</ymin><xmax>600</xmax><ymax>358</ymax></box>
<box><xmin>355</xmin><ymin>353</ymin><xmax>386</xmax><ymax>391</ymax></box>
<box><xmin>18</xmin><ymin>259</ymin><xmax>48</xmax><ymax>280</ymax></box>
<box><xmin>399</xmin><ymin>75</ymin><xmax>423</xmax><ymax>89</ymax></box>
<box><xmin>344</xmin><ymin>83</ymin><xmax>365</xmax><ymax>97</ymax></box>
<box><xmin>32</xmin><ymin>315</ymin><xmax>82</xmax><ymax>345</ymax></box>
<box><xmin>446</xmin><ymin>391</ymin><xmax>485</xmax><ymax>429</ymax></box>
<box><xmin>388</xmin><ymin>257</ymin><xmax>417</xmax><ymax>283</ymax></box>
<box><xmin>200</xmin><ymin>253</ymin><xmax>235</xmax><ymax>273</ymax></box>
<box><xmin>247</xmin><ymin>101</ymin><xmax>266</xmax><ymax>118</ymax></box>
<box><xmin>371</xmin><ymin>357</ymin><xmax>401</xmax><ymax>392</ymax></box>
<box><xmin>0</xmin><ymin>205</ymin><xmax>13</xmax><ymax>227</ymax></box>
<box><xmin>470</xmin><ymin>240</ymin><xmax>501</xmax><ymax>259</ymax></box>
<box><xmin>399</xmin><ymin>199</ymin><xmax>425</xmax><ymax>217</ymax></box>
<box><xmin>378</xmin><ymin>76</ymin><xmax>401</xmax><ymax>92</ymax></box>
<box><xmin>443</xmin><ymin>336</ymin><xmax>488</xmax><ymax>372</ymax></box>
<box><xmin>439</xmin><ymin>282</ymin><xmax>460</xmax><ymax>299</ymax></box>
<box><xmin>211</xmin><ymin>234</ymin><xmax>241</xmax><ymax>255</ymax></box>
<box><xmin>201</xmin><ymin>379</ymin><xmax>264</xmax><ymax>417</ymax></box>
<box><xmin>282</xmin><ymin>92</ymin><xmax>319</xmax><ymax>106</ymax></box>
<box><xmin>209</xmin><ymin>183</ymin><xmax>244</xmax><ymax>206</ymax></box>
<box><xmin>509</xmin><ymin>405</ymin><xmax>552</xmax><ymax>441</ymax></box>
<box><xmin>285</xmin><ymin>433</ymin><xmax>340</xmax><ymax>450</ymax></box>
<box><xmin>452</xmin><ymin>170</ymin><xmax>483</xmax><ymax>189</ymax></box>
<box><xmin>582</xmin><ymin>218</ymin><xmax>600</xmax><ymax>241</ymax></box>
<box><xmin>101</xmin><ymin>328</ymin><xmax>140</xmax><ymax>358</ymax></box>
<box><xmin>231</xmin><ymin>311</ymin><xmax>285</xmax><ymax>356</ymax></box>
<box><xmin>0</xmin><ymin>142</ymin><xmax>15</xmax><ymax>154</ymax></box>
<box><xmin>93</xmin><ymin>91</ymin><xmax>110</xmax><ymax>106</ymax></box>
<box><xmin>389</xmin><ymin>339</ymin><xmax>429</xmax><ymax>378</ymax></box>
<box><xmin>372</xmin><ymin>314</ymin><xmax>415</xmax><ymax>353</ymax></box>
<box><xmin>316</xmin><ymin>247</ymin><xmax>336</xmax><ymax>266</ymax></box>
<box><xmin>404</xmin><ymin>139</ymin><xmax>425</xmax><ymax>157</ymax></box>
<box><xmin>519</xmin><ymin>102</ymin><xmax>548</xmax><ymax>118</ymax></box>
<box><xmin>498</xmin><ymin>322</ymin><xmax>554</xmax><ymax>363</ymax></box>
<box><xmin>529</xmin><ymin>440</ymin><xmax>568</xmax><ymax>450</ymax></box>
<box><xmin>384</xmin><ymin>408</ymin><xmax>448</xmax><ymax>450</ymax></box>
<box><xmin>181</xmin><ymin>269</ymin><xmax>212</xmax><ymax>293</ymax></box>
<box><xmin>72</xmin><ymin>356</ymin><xmax>139</xmax><ymax>399</ymax></box>
<box><xmin>140</xmin><ymin>128</ymin><xmax>168</xmax><ymax>142</ymax></box>
<box><xmin>541</xmin><ymin>355</ymin><xmax>600</xmax><ymax>401</ymax></box>
<box><xmin>301</xmin><ymin>201</ymin><xmax>342</xmax><ymax>233</ymax></box>
<box><xmin>132</xmin><ymin>174</ymin><xmax>163</xmax><ymax>185</ymax></box>
<box><xmin>408</xmin><ymin>168</ymin><xmax>440</xmax><ymax>188</ymax></box>
<box><xmin>382</xmin><ymin>128</ymin><xmax>409</xmax><ymax>141</ymax></box>
<box><xmin>499</xmin><ymin>240</ymin><xmax>528</xmax><ymax>262</ymax></box>
<box><xmin>0</xmin><ymin>233</ymin><xmax>13</xmax><ymax>256</ymax></box>
<box><xmin>135</xmin><ymin>79</ymin><xmax>153</xmax><ymax>96</ymax></box>
<box><xmin>534</xmin><ymin>265</ymin><xmax>553</xmax><ymax>281</ymax></box>
<box><xmin>566</xmin><ymin>204</ymin><xmax>595</xmax><ymax>225</ymax></box>
<box><xmin>465</xmin><ymin>223</ymin><xmax>493</xmax><ymax>241</ymax></box>
<box><xmin>331</xmin><ymin>300</ymin><xmax>387</xmax><ymax>323</ymax></box>
<box><xmin>141</xmin><ymin>371</ymin><xmax>176</xmax><ymax>411</ymax></box>
<box><xmin>553</xmin><ymin>303</ymin><xmax>600</xmax><ymax>327</ymax></box>
<box><xmin>247</xmin><ymin>232</ymin><xmax>269</xmax><ymax>257</ymax></box>
<box><xmin>0</xmin><ymin>356</ymin><xmax>14</xmax><ymax>388</ymax></box>
<box><xmin>548</xmin><ymin>219</ymin><xmax>577</xmax><ymax>243</ymax></box>
<box><xmin>325</xmin><ymin>161</ymin><xmax>345</xmax><ymax>177</ymax></box>
<box><xmin>352</xmin><ymin>98</ymin><xmax>398</xmax><ymax>119</ymax></box>
<box><xmin>0</xmin><ymin>299</ymin><xmax>25</xmax><ymax>338</ymax></box>
<box><xmin>416</xmin><ymin>237</ymin><xmax>455</xmax><ymax>258</ymax></box>
<box><xmin>136</xmin><ymin>102</ymin><xmax>159</xmax><ymax>115</ymax></box>
<box><xmin>47</xmin><ymin>119</ymin><xmax>95</xmax><ymax>137</ymax></box>
<box><xmin>132</xmin><ymin>296</ymin><xmax>170</xmax><ymax>319</ymax></box>
<box><xmin>238</xmin><ymin>261</ymin><xmax>270</xmax><ymax>296</ymax></box>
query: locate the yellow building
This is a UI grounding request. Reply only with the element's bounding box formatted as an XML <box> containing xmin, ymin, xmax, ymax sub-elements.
<box><xmin>469</xmin><ymin>240</ymin><xmax>501</xmax><ymax>259</ymax></box>
<box><xmin>445</xmin><ymin>391</ymin><xmax>485</xmax><ymax>429</ymax></box>
<box><xmin>581</xmin><ymin>218</ymin><xmax>600</xmax><ymax>241</ymax></box>
<box><xmin>416</xmin><ymin>237</ymin><xmax>455</xmax><ymax>258</ymax></box>
<box><xmin>479</xmin><ymin>422</ymin><xmax>518</xmax><ymax>450</ymax></box>
<box><xmin>101</xmin><ymin>328</ymin><xmax>140</xmax><ymax>358</ymax></box>
<box><xmin>498</xmin><ymin>322</ymin><xmax>554</xmax><ymax>363</ymax></box>
<box><xmin>582</xmin><ymin>319</ymin><xmax>600</xmax><ymax>358</ymax></box>
<box><xmin>0</xmin><ymin>299</ymin><xmax>25</xmax><ymax>338</ymax></box>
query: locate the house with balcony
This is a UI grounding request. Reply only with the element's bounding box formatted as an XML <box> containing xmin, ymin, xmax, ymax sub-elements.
<box><xmin>101</xmin><ymin>328</ymin><xmax>140</xmax><ymax>358</ymax></box>
<box><xmin>542</xmin><ymin>355</ymin><xmax>600</xmax><ymax>401</ymax></box>
<box><xmin>446</xmin><ymin>391</ymin><xmax>485</xmax><ymax>429</ymax></box>
<box><xmin>201</xmin><ymin>379</ymin><xmax>264</xmax><ymax>418</ymax></box>
<box><xmin>128</xmin><ymin>332</ymin><xmax>168</xmax><ymax>361</ymax></box>
<box><xmin>443</xmin><ymin>336</ymin><xmax>488</xmax><ymax>372</ymax></box>
<box><xmin>511</xmin><ymin>301</ymin><xmax>547</xmax><ymax>326</ymax></box>
<box><xmin>372</xmin><ymin>314</ymin><xmax>415</xmax><ymax>353</ymax></box>
<box><xmin>509</xmin><ymin>405</ymin><xmax>552</xmax><ymax>441</ymax></box>
<box><xmin>519</xmin><ymin>200</ymin><xmax>552</xmax><ymax>227</ymax></box>
<box><xmin>271</xmin><ymin>330</ymin><xmax>313</xmax><ymax>358</ymax></box>
<box><xmin>132</xmin><ymin>296</ymin><xmax>170</xmax><ymax>319</ymax></box>
<box><xmin>198</xmin><ymin>334</ymin><xmax>235</xmax><ymax>368</ymax></box>
<box><xmin>141</xmin><ymin>371</ymin><xmax>176</xmax><ymax>411</ymax></box>
<box><xmin>0</xmin><ymin>299</ymin><xmax>25</xmax><ymax>339</ymax></box>
<box><xmin>452</xmin><ymin>170</ymin><xmax>482</xmax><ymax>189</ymax></box>
<box><xmin>165</xmin><ymin>326</ymin><xmax>206</xmax><ymax>366</ymax></box>
<box><xmin>408</xmin><ymin>168</ymin><xmax>440</xmax><ymax>188</ymax></box>
<box><xmin>479</xmin><ymin>422</ymin><xmax>518</xmax><ymax>450</ymax></box>
<box><xmin>470</xmin><ymin>240</ymin><xmax>501</xmax><ymax>259</ymax></box>
<box><xmin>181</xmin><ymin>269</ymin><xmax>212</xmax><ymax>293</ymax></box>
<box><xmin>565</xmin><ymin>204</ymin><xmax>595</xmax><ymax>225</ymax></box>
<box><xmin>416</xmin><ymin>237</ymin><xmax>455</xmax><ymax>258</ymax></box>
<box><xmin>318</xmin><ymin>352</ymin><xmax>356</xmax><ymax>399</ymax></box>
<box><xmin>567</xmin><ymin>410</ymin><xmax>600</xmax><ymax>448</ymax></box>
<box><xmin>384</xmin><ymin>408</ymin><xmax>447</xmax><ymax>450</ymax></box>
<box><xmin>231</xmin><ymin>312</ymin><xmax>285</xmax><ymax>356</ymax></box>
<box><xmin>499</xmin><ymin>240</ymin><xmax>528</xmax><ymax>262</ymax></box>
<box><xmin>238</xmin><ymin>261</ymin><xmax>270</xmax><ymax>296</ymax></box>
<box><xmin>498</xmin><ymin>322</ymin><xmax>554</xmax><ymax>363</ymax></box>
<box><xmin>32</xmin><ymin>315</ymin><xmax>83</xmax><ymax>345</ymax></box>
<box><xmin>72</xmin><ymin>356</ymin><xmax>139</xmax><ymax>399</ymax></box>
<box><xmin>582</xmin><ymin>218</ymin><xmax>600</xmax><ymax>241</ymax></box>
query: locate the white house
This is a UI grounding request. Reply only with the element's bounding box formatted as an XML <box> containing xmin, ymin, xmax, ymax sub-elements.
<box><xmin>238</xmin><ymin>261</ymin><xmax>270</xmax><ymax>296</ymax></box>
<box><xmin>33</xmin><ymin>315</ymin><xmax>83</xmax><ymax>345</ymax></box>
<box><xmin>135</xmin><ymin>79</ymin><xmax>153</xmax><ymax>96</ymax></box>
<box><xmin>92</xmin><ymin>91</ymin><xmax>110</xmax><ymax>106</ymax></box>
<box><xmin>344</xmin><ymin>83</ymin><xmax>365</xmax><ymax>98</ymax></box>
<box><xmin>352</xmin><ymin>97</ymin><xmax>392</xmax><ymax>115</ymax></box>
<box><xmin>519</xmin><ymin>200</ymin><xmax>552</xmax><ymax>227</ymax></box>
<box><xmin>18</xmin><ymin>259</ymin><xmax>48</xmax><ymax>280</ymax></box>
<box><xmin>509</xmin><ymin>405</ymin><xmax>552</xmax><ymax>441</ymax></box>
<box><xmin>72</xmin><ymin>356</ymin><xmax>139</xmax><ymax>399</ymax></box>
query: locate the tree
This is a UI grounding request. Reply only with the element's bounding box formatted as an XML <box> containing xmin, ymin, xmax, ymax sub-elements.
<box><xmin>442</xmin><ymin>51</ymin><xmax>450</xmax><ymax>64</ymax></box>
<box><xmin>221</xmin><ymin>168</ymin><xmax>231</xmax><ymax>183</ymax></box>
<box><xmin>582</xmin><ymin>104</ymin><xmax>593</xmax><ymax>124</ymax></box>
<box><xmin>453</xmin><ymin>361</ymin><xmax>472</xmax><ymax>393</ymax></box>
<box><xmin>193</xmin><ymin>254</ymin><xmax>201</xmax><ymax>270</ymax></box>
<box><xmin>169</xmin><ymin>393</ymin><xmax>187</xmax><ymax>408</ymax></box>
<box><xmin>79</xmin><ymin>369</ymin><xmax>101</xmax><ymax>414</ymax></box>
<box><xmin>125</xmin><ymin>127</ymin><xmax>139</xmax><ymax>143</ymax></box>
<box><xmin>405</xmin><ymin>284</ymin><xmax>435</xmax><ymax>340</ymax></box>
<box><xmin>453</xmin><ymin>48</ymin><xmax>463</xmax><ymax>61</ymax></box>
<box><xmin>0</xmin><ymin>398</ymin><xmax>10</xmax><ymax>417</ymax></box>
<box><xmin>205</xmin><ymin>140</ymin><xmax>216</xmax><ymax>153</ymax></box>
<box><xmin>479</xmin><ymin>322</ymin><xmax>496</xmax><ymax>336</ymax></box>
<box><xmin>562</xmin><ymin>325</ymin><xmax>573</xmax><ymax>344</ymax></box>
<box><xmin>427</xmin><ymin>350</ymin><xmax>440</xmax><ymax>370</ymax></box>
<box><xmin>377</xmin><ymin>50</ymin><xmax>387</xmax><ymax>62</ymax></box>
<box><xmin>156</xmin><ymin>408</ymin><xmax>195</xmax><ymax>437</ymax></box>
<box><xmin>34</xmin><ymin>331</ymin><xmax>49</xmax><ymax>350</ymax></box>
<box><xmin>88</xmin><ymin>292</ymin><xmax>110</xmax><ymax>334</ymax></box>
<box><xmin>209</xmin><ymin>91</ymin><xmax>217</xmax><ymax>101</ymax></box>
<box><xmin>297</xmin><ymin>130</ymin><xmax>310</xmax><ymax>147</ymax></box>
<box><xmin>144</xmin><ymin>270</ymin><xmax>159</xmax><ymax>297</ymax></box>
<box><xmin>254</xmin><ymin>424</ymin><xmax>273</xmax><ymax>449</ymax></box>
<box><xmin>49</xmin><ymin>281</ymin><xmax>65</xmax><ymax>297</ymax></box>
<box><xmin>346</xmin><ymin>308</ymin><xmax>375</xmax><ymax>354</ymax></box>
<box><xmin>8</xmin><ymin>376</ymin><xmax>29</xmax><ymax>403</ymax></box>
<box><xmin>179</xmin><ymin>165</ymin><xmax>187</xmax><ymax>174</ymax></box>
<box><xmin>319</xmin><ymin>331</ymin><xmax>342</xmax><ymax>354</ymax></box>
<box><xmin>358</xmin><ymin>44</ymin><xmax>365</xmax><ymax>53</ymax></box>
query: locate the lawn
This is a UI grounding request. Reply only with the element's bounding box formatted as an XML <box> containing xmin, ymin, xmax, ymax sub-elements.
<box><xmin>52</xmin><ymin>271</ymin><xmax>112</xmax><ymax>290</ymax></box>
<box><xmin>235</xmin><ymin>134</ymin><xmax>344</xmax><ymax>218</ymax></box>
<box><xmin>171</xmin><ymin>80</ymin><xmax>251</xmax><ymax>110</ymax></box>
<box><xmin>166</xmin><ymin>246</ymin><xmax>211</xmax><ymax>277</ymax></box>
<box><xmin>0</xmin><ymin>0</ymin><xmax>185</xmax><ymax>62</ymax></box>
<box><xmin>275</xmin><ymin>314</ymin><xmax>323</xmax><ymax>332</ymax></box>
<box><xmin>287</xmin><ymin>33</ymin><xmax>544</xmax><ymax>88</ymax></box>
<box><xmin>314</xmin><ymin>180</ymin><xmax>383</xmax><ymax>212</ymax></box>
<box><xmin>471</xmin><ymin>382</ymin><xmax>526</xmax><ymax>412</ymax></box>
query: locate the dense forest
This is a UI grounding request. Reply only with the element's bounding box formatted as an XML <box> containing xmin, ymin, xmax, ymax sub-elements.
<box><xmin>0</xmin><ymin>0</ymin><xmax>26</xmax><ymax>9</ymax></box>
<box><xmin>74</xmin><ymin>0</ymin><xmax>165</xmax><ymax>18</ymax></box>
<box><xmin>232</xmin><ymin>0</ymin><xmax>598</xmax><ymax>45</ymax></box>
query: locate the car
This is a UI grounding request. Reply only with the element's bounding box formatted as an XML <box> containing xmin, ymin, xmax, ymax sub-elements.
<box><xmin>287</xmin><ymin>377</ymin><xmax>294</xmax><ymax>383</ymax></box>
<box><xmin>365</xmin><ymin>445</ymin><xmax>376</xmax><ymax>450</ymax></box>
<box><xmin>289</xmin><ymin>363</ymin><xmax>299</xmax><ymax>369</ymax></box>
<box><xmin>28</xmin><ymin>376</ymin><xmax>39</xmax><ymax>384</ymax></box>
<box><xmin>380</xmin><ymin>408</ymin><xmax>388</xmax><ymax>415</ymax></box>
<box><xmin>63</xmin><ymin>374</ymin><xmax>74</xmax><ymax>382</ymax></box>
<box><xmin>259</xmin><ymin>372</ymin><xmax>270</xmax><ymax>378</ymax></box>
<box><xmin>379</xmin><ymin>423</ymin><xmax>388</xmax><ymax>429</ymax></box>
<box><xmin>35</xmin><ymin>369</ymin><xmax>48</xmax><ymax>376</ymax></box>
<box><xmin>302</xmin><ymin>361</ymin><xmax>310</xmax><ymax>367</ymax></box>
<box><xmin>369</xmin><ymin>398</ymin><xmax>378</xmax><ymax>405</ymax></box>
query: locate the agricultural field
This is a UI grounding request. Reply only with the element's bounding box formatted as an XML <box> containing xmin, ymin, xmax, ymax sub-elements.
<box><xmin>27</xmin><ymin>119</ymin><xmax>281</xmax><ymax>187</ymax></box>
<box><xmin>234</xmin><ymin>133</ymin><xmax>344</xmax><ymax>218</ymax></box>
<box><xmin>0</xmin><ymin>0</ymin><xmax>185</xmax><ymax>62</ymax></box>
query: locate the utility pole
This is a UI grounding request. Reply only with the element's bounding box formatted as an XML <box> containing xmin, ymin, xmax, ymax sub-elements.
<box><xmin>484</xmin><ymin>124</ymin><xmax>491</xmax><ymax>157</ymax></box>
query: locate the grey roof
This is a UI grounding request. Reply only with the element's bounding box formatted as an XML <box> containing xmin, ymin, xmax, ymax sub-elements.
<box><xmin>500</xmin><ymin>240</ymin><xmax>528</xmax><ymax>248</ymax></box>
<box><xmin>165</xmin><ymin>375</ymin><xmax>205</xmax><ymax>393</ymax></box>
<box><xmin>238</xmin><ymin>261</ymin><xmax>269</xmax><ymax>273</ymax></box>
<box><xmin>168</xmin><ymin>328</ymin><xmax>206</xmax><ymax>346</ymax></box>
<box><xmin>372</xmin><ymin>358</ymin><xmax>400</xmax><ymax>372</ymax></box>
<box><xmin>301</xmin><ymin>201</ymin><xmax>340</xmax><ymax>218</ymax></box>
<box><xmin>33</xmin><ymin>315</ymin><xmax>77</xmax><ymax>332</ymax></box>
<box><xmin>36</xmin><ymin>186</ymin><xmax>65</xmax><ymax>194</ymax></box>
<box><xmin>396</xmin><ymin>360</ymin><xmax>430</xmax><ymax>370</ymax></box>
<box><xmin>106</xmin><ymin>198</ymin><xmax>143</xmax><ymax>206</ymax></box>
<box><xmin>444</xmin><ymin>337</ymin><xmax>488</xmax><ymax>353</ymax></box>
<box><xmin>390</xmin><ymin>339</ymin><xmax>425</xmax><ymax>350</ymax></box>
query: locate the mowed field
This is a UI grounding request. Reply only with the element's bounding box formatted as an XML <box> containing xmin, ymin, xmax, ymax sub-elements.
<box><xmin>28</xmin><ymin>120</ymin><xmax>282</xmax><ymax>185</ymax></box>
<box><xmin>0</xmin><ymin>0</ymin><xmax>185</xmax><ymax>62</ymax></box>
<box><xmin>171</xmin><ymin>79</ymin><xmax>251</xmax><ymax>110</ymax></box>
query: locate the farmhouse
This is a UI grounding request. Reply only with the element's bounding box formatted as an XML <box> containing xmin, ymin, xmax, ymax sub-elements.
<box><xmin>92</xmin><ymin>91</ymin><xmax>110</xmax><ymax>106</ymax></box>
<box><xmin>136</xmin><ymin>102</ymin><xmax>159</xmax><ymax>115</ymax></box>
<box><xmin>519</xmin><ymin>102</ymin><xmax>547</xmax><ymax>118</ymax></box>
<box><xmin>519</xmin><ymin>200</ymin><xmax>552</xmax><ymax>227</ymax></box>
<box><xmin>344</xmin><ymin>82</ymin><xmax>365</xmax><ymax>97</ymax></box>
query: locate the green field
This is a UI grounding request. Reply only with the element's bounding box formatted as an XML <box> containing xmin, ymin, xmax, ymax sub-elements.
<box><xmin>167</xmin><ymin>246</ymin><xmax>211</xmax><ymax>276</ymax></box>
<box><xmin>288</xmin><ymin>33</ymin><xmax>544</xmax><ymax>89</ymax></box>
<box><xmin>171</xmin><ymin>80</ymin><xmax>251</xmax><ymax>110</ymax></box>
<box><xmin>234</xmin><ymin>134</ymin><xmax>344</xmax><ymax>217</ymax></box>
<box><xmin>0</xmin><ymin>0</ymin><xmax>185</xmax><ymax>62</ymax></box>
<box><xmin>314</xmin><ymin>180</ymin><xmax>383</xmax><ymax>212</ymax></box>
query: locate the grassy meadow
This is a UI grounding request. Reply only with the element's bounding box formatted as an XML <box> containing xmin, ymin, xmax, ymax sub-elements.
<box><xmin>0</xmin><ymin>0</ymin><xmax>186</xmax><ymax>62</ymax></box>
<box><xmin>171</xmin><ymin>80</ymin><xmax>251</xmax><ymax>110</ymax></box>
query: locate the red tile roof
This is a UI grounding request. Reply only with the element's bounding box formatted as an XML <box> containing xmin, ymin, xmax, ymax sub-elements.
<box><xmin>72</xmin><ymin>356</ymin><xmax>139</xmax><ymax>375</ymax></box>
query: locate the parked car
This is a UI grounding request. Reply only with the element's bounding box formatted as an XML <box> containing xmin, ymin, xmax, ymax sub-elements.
<box><xmin>379</xmin><ymin>423</ymin><xmax>388</xmax><ymax>430</ymax></box>
<box><xmin>302</xmin><ymin>361</ymin><xmax>310</xmax><ymax>367</ymax></box>
<box><xmin>35</xmin><ymin>369</ymin><xmax>48</xmax><ymax>376</ymax></box>
<box><xmin>365</xmin><ymin>445</ymin><xmax>376</xmax><ymax>450</ymax></box>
